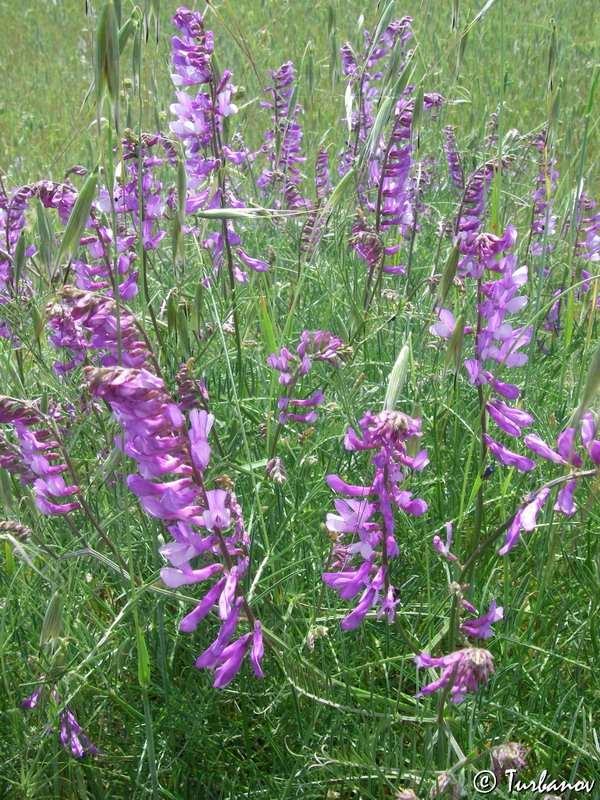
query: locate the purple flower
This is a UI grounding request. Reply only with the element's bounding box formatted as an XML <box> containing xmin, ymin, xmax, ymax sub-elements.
<box><xmin>414</xmin><ymin>646</ymin><xmax>494</xmax><ymax>703</ymax></box>
<box><xmin>524</xmin><ymin>429</ymin><xmax>583</xmax><ymax>467</ymax></box>
<box><xmin>555</xmin><ymin>480</ymin><xmax>577</xmax><ymax>516</ymax></box>
<box><xmin>20</xmin><ymin>684</ymin><xmax>100</xmax><ymax>758</ymax></box>
<box><xmin>490</xmin><ymin>742</ymin><xmax>527</xmax><ymax>780</ymax></box>
<box><xmin>486</xmin><ymin>399</ymin><xmax>533</xmax><ymax>438</ymax></box>
<box><xmin>179</xmin><ymin>578</ymin><xmax>227</xmax><ymax>631</ymax></box>
<box><xmin>20</xmin><ymin>687</ymin><xmax>42</xmax><ymax>708</ymax></box>
<box><xmin>499</xmin><ymin>487</ymin><xmax>551</xmax><ymax>555</ymax></box>
<box><xmin>60</xmin><ymin>707</ymin><xmax>101</xmax><ymax>758</ymax></box>
<box><xmin>483</xmin><ymin>434</ymin><xmax>536</xmax><ymax>472</ymax></box>
<box><xmin>323</xmin><ymin>558</ymin><xmax>374</xmax><ymax>600</ymax></box>
<box><xmin>430</xmin><ymin>308</ymin><xmax>459</xmax><ymax>339</ymax></box>
<box><xmin>432</xmin><ymin>522</ymin><xmax>457</xmax><ymax>562</ymax></box>
<box><xmin>250</xmin><ymin>621</ymin><xmax>265</xmax><ymax>678</ymax></box>
<box><xmin>461</xmin><ymin>600</ymin><xmax>503</xmax><ymax>639</ymax></box>
<box><xmin>213</xmin><ymin>633</ymin><xmax>253</xmax><ymax>688</ymax></box>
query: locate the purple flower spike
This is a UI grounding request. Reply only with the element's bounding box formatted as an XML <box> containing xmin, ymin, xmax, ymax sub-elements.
<box><xmin>414</xmin><ymin>646</ymin><xmax>494</xmax><ymax>703</ymax></box>
<box><xmin>323</xmin><ymin>406</ymin><xmax>427</xmax><ymax>629</ymax></box>
<box><xmin>461</xmin><ymin>600</ymin><xmax>503</xmax><ymax>639</ymax></box>
<box><xmin>491</xmin><ymin>742</ymin><xmax>527</xmax><ymax>780</ymax></box>
<box><xmin>84</xmin><ymin>361</ymin><xmax>263</xmax><ymax>686</ymax></box>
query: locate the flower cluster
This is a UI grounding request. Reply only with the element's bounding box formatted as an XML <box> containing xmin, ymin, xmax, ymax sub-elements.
<box><xmin>454</xmin><ymin>159</ymin><xmax>505</xmax><ymax>269</ymax></box>
<box><xmin>20</xmin><ymin>684</ymin><xmax>100</xmax><ymax>758</ymax></box>
<box><xmin>349</xmin><ymin>91</ymin><xmax>443</xmax><ymax>281</ymax></box>
<box><xmin>47</xmin><ymin>286</ymin><xmax>153</xmax><ymax>375</ymax></box>
<box><xmin>414</xmin><ymin>646</ymin><xmax>494</xmax><ymax>703</ymax></box>
<box><xmin>267</xmin><ymin>330</ymin><xmax>346</xmax><ymax>424</ymax></box>
<box><xmin>0</xmin><ymin>182</ymin><xmax>41</xmax><ymax>341</ymax></box>
<box><xmin>443</xmin><ymin>126</ymin><xmax>464</xmax><ymax>195</ymax></box>
<box><xmin>0</xmin><ymin>397</ymin><xmax>80</xmax><ymax>515</ymax></box>
<box><xmin>576</xmin><ymin>196</ymin><xmax>600</xmax><ymax>264</ymax></box>
<box><xmin>432</xmin><ymin>217</ymin><xmax>538</xmax><ymax>474</ymax></box>
<box><xmin>339</xmin><ymin>18</ymin><xmax>414</xmax><ymax>175</ymax></box>
<box><xmin>490</xmin><ymin>742</ymin><xmax>527</xmax><ymax>780</ymax></box>
<box><xmin>323</xmin><ymin>408</ymin><xmax>428</xmax><ymax>629</ymax></box>
<box><xmin>85</xmin><ymin>366</ymin><xmax>263</xmax><ymax>687</ymax></box>
<box><xmin>257</xmin><ymin>61</ymin><xmax>307</xmax><ymax>209</ymax></box>
<box><xmin>530</xmin><ymin>131</ymin><xmax>558</xmax><ymax>258</ymax></box>
<box><xmin>170</xmin><ymin>8</ymin><xmax>268</xmax><ymax>285</ymax></box>
<box><xmin>497</xmin><ymin>414</ymin><xmax>600</xmax><ymax>554</ymax></box>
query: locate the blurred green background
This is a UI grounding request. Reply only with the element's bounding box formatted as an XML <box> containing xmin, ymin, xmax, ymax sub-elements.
<box><xmin>1</xmin><ymin>0</ymin><xmax>598</xmax><ymax>190</ymax></box>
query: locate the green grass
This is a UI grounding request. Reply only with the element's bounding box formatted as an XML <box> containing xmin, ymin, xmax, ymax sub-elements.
<box><xmin>0</xmin><ymin>1</ymin><xmax>599</xmax><ymax>799</ymax></box>
<box><xmin>1</xmin><ymin>0</ymin><xmax>599</xmax><ymax>185</ymax></box>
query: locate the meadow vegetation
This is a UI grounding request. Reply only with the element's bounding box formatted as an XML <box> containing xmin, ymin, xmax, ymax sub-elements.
<box><xmin>0</xmin><ymin>1</ymin><xmax>599</xmax><ymax>798</ymax></box>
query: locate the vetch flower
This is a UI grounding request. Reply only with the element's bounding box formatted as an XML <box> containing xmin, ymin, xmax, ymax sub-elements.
<box><xmin>490</xmin><ymin>742</ymin><xmax>527</xmax><ymax>780</ymax></box>
<box><xmin>414</xmin><ymin>647</ymin><xmax>494</xmax><ymax>703</ymax></box>
<box><xmin>432</xmin><ymin>522</ymin><xmax>458</xmax><ymax>562</ymax></box>
<box><xmin>323</xmin><ymin>405</ymin><xmax>427</xmax><ymax>628</ymax></box>
<box><xmin>461</xmin><ymin>600</ymin><xmax>503</xmax><ymax>639</ymax></box>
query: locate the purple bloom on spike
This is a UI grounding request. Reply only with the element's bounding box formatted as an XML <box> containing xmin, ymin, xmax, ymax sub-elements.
<box><xmin>414</xmin><ymin>646</ymin><xmax>494</xmax><ymax>703</ymax></box>
<box><xmin>491</xmin><ymin>742</ymin><xmax>527</xmax><ymax>780</ymax></box>
<box><xmin>461</xmin><ymin>600</ymin><xmax>503</xmax><ymax>639</ymax></box>
<box><xmin>323</xmin><ymin>406</ymin><xmax>427</xmax><ymax>629</ymax></box>
<box><xmin>432</xmin><ymin>522</ymin><xmax>457</xmax><ymax>562</ymax></box>
<box><xmin>268</xmin><ymin>331</ymin><xmax>346</xmax><ymax>426</ymax></box>
<box><xmin>84</xmin><ymin>363</ymin><xmax>264</xmax><ymax>686</ymax></box>
<box><xmin>444</xmin><ymin>126</ymin><xmax>464</xmax><ymax>194</ymax></box>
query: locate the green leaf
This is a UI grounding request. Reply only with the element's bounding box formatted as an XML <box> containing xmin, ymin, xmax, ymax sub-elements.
<box><xmin>12</xmin><ymin>230</ymin><xmax>26</xmax><ymax>290</ymax></box>
<box><xmin>436</xmin><ymin>243</ymin><xmax>460</xmax><ymax>306</ymax></box>
<box><xmin>96</xmin><ymin>1</ymin><xmax>121</xmax><ymax>130</ymax></box>
<box><xmin>260</xmin><ymin>295</ymin><xmax>277</xmax><ymax>355</ymax></box>
<box><xmin>384</xmin><ymin>344</ymin><xmax>410</xmax><ymax>411</ymax></box>
<box><xmin>55</xmin><ymin>168</ymin><xmax>98</xmax><ymax>271</ymax></box>
<box><xmin>35</xmin><ymin>200</ymin><xmax>58</xmax><ymax>280</ymax></box>
<box><xmin>136</xmin><ymin>625</ymin><xmax>151</xmax><ymax>687</ymax></box>
<box><xmin>40</xmin><ymin>590</ymin><xmax>63</xmax><ymax>648</ymax></box>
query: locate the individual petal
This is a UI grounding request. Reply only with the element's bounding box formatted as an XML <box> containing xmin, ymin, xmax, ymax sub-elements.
<box><xmin>554</xmin><ymin>480</ymin><xmax>577</xmax><ymax>516</ymax></box>
<box><xmin>179</xmin><ymin>578</ymin><xmax>227</xmax><ymax>632</ymax></box>
<box><xmin>520</xmin><ymin>487</ymin><xmax>551</xmax><ymax>531</ymax></box>
<box><xmin>523</xmin><ymin>433</ymin><xmax>563</xmax><ymax>464</ymax></box>
<box><xmin>484</xmin><ymin>435</ymin><xmax>536</xmax><ymax>472</ymax></box>
<box><xmin>250</xmin><ymin>621</ymin><xmax>265</xmax><ymax>678</ymax></box>
<box><xmin>160</xmin><ymin>562</ymin><xmax>223</xmax><ymax>588</ymax></box>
